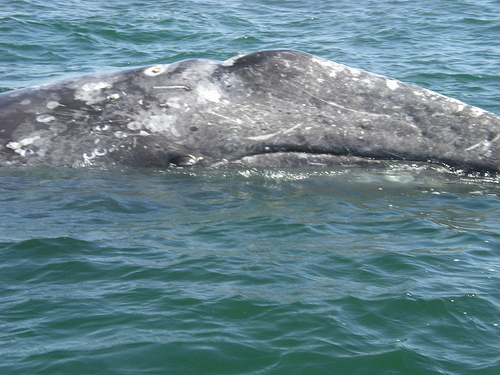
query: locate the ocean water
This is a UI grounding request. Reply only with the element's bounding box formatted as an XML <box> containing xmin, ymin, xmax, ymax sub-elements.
<box><xmin>1</xmin><ymin>1</ymin><xmax>500</xmax><ymax>374</ymax></box>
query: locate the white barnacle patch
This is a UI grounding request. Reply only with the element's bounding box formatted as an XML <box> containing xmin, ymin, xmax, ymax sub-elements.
<box><xmin>114</xmin><ymin>131</ymin><xmax>128</xmax><ymax>138</ymax></box>
<box><xmin>20</xmin><ymin>99</ymin><xmax>31</xmax><ymax>105</ymax></box>
<box><xmin>127</xmin><ymin>121</ymin><xmax>142</xmax><ymax>130</ymax></box>
<box><xmin>386</xmin><ymin>80</ymin><xmax>399</xmax><ymax>91</ymax></box>
<box><xmin>94</xmin><ymin>148</ymin><xmax>107</xmax><ymax>156</ymax></box>
<box><xmin>144</xmin><ymin>65</ymin><xmax>166</xmax><ymax>76</ymax></box>
<box><xmin>46</xmin><ymin>101</ymin><xmax>61</xmax><ymax>109</ymax></box>
<box><xmin>83</xmin><ymin>151</ymin><xmax>95</xmax><ymax>161</ymax></box>
<box><xmin>7</xmin><ymin>135</ymin><xmax>41</xmax><ymax>156</ymax></box>
<box><xmin>13</xmin><ymin>135</ymin><xmax>41</xmax><ymax>147</ymax></box>
<box><xmin>36</xmin><ymin>114</ymin><xmax>56</xmax><ymax>123</ymax></box>
<box><xmin>107</xmin><ymin>93</ymin><xmax>120</xmax><ymax>100</ymax></box>
<box><xmin>94</xmin><ymin>124</ymin><xmax>109</xmax><ymax>131</ymax></box>
<box><xmin>83</xmin><ymin>148</ymin><xmax>107</xmax><ymax>162</ymax></box>
<box><xmin>6</xmin><ymin>142</ymin><xmax>21</xmax><ymax>152</ymax></box>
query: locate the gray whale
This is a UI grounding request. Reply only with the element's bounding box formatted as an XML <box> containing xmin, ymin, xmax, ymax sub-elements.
<box><xmin>1</xmin><ymin>49</ymin><xmax>499</xmax><ymax>172</ymax></box>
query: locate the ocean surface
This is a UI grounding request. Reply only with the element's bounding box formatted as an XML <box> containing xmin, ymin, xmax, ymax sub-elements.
<box><xmin>1</xmin><ymin>1</ymin><xmax>500</xmax><ymax>374</ymax></box>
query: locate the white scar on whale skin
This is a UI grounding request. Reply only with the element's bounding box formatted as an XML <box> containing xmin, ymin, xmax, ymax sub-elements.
<box><xmin>464</xmin><ymin>134</ymin><xmax>500</xmax><ymax>153</ymax></box>
<box><xmin>153</xmin><ymin>85</ymin><xmax>190</xmax><ymax>90</ymax></box>
<box><xmin>246</xmin><ymin>123</ymin><xmax>303</xmax><ymax>141</ymax></box>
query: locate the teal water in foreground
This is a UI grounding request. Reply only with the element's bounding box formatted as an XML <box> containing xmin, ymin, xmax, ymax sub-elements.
<box><xmin>1</xmin><ymin>0</ymin><xmax>500</xmax><ymax>374</ymax></box>
<box><xmin>1</xmin><ymin>166</ymin><xmax>500</xmax><ymax>374</ymax></box>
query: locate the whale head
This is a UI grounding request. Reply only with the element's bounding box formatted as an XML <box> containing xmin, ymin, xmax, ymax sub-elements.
<box><xmin>1</xmin><ymin>50</ymin><xmax>500</xmax><ymax>172</ymax></box>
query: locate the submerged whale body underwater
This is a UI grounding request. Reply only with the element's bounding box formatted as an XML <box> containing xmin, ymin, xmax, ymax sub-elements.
<box><xmin>1</xmin><ymin>49</ymin><xmax>499</xmax><ymax>172</ymax></box>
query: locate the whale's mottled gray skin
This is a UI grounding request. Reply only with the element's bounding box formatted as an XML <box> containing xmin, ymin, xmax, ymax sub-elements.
<box><xmin>1</xmin><ymin>49</ymin><xmax>500</xmax><ymax>171</ymax></box>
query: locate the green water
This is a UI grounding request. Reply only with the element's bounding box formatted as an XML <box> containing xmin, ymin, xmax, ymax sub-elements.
<box><xmin>1</xmin><ymin>1</ymin><xmax>500</xmax><ymax>374</ymax></box>
<box><xmin>1</xmin><ymin>167</ymin><xmax>499</xmax><ymax>374</ymax></box>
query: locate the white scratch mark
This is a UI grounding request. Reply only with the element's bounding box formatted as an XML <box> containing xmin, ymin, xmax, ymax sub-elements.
<box><xmin>246</xmin><ymin>123</ymin><xmax>302</xmax><ymax>141</ymax></box>
<box><xmin>154</xmin><ymin>85</ymin><xmax>190</xmax><ymax>90</ymax></box>
<box><xmin>465</xmin><ymin>134</ymin><xmax>500</xmax><ymax>153</ymax></box>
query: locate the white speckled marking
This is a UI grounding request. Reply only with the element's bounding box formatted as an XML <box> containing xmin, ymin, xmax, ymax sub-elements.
<box><xmin>76</xmin><ymin>82</ymin><xmax>112</xmax><ymax>104</ymax></box>
<box><xmin>471</xmin><ymin>107</ymin><xmax>485</xmax><ymax>117</ymax></box>
<box><xmin>196</xmin><ymin>86</ymin><xmax>221</xmax><ymax>102</ymax></box>
<box><xmin>81</xmin><ymin>82</ymin><xmax>111</xmax><ymax>92</ymax></box>
<box><xmin>311</xmin><ymin>56</ymin><xmax>347</xmax><ymax>79</ymax></box>
<box><xmin>142</xmin><ymin>115</ymin><xmax>180</xmax><ymax>136</ymax></box>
